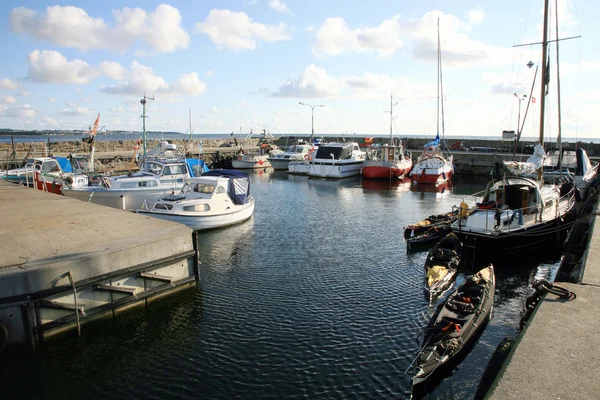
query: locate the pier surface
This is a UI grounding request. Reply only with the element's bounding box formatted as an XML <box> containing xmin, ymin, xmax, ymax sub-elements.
<box><xmin>0</xmin><ymin>181</ymin><xmax>196</xmax><ymax>350</ymax></box>
<box><xmin>489</xmin><ymin>214</ymin><xmax>600</xmax><ymax>399</ymax></box>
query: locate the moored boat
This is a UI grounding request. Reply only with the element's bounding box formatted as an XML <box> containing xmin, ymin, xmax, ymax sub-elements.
<box><xmin>404</xmin><ymin>211</ymin><xmax>458</xmax><ymax>239</ymax></box>
<box><xmin>268</xmin><ymin>141</ymin><xmax>314</xmax><ymax>170</ymax></box>
<box><xmin>361</xmin><ymin>95</ymin><xmax>412</xmax><ymax>180</ymax></box>
<box><xmin>308</xmin><ymin>142</ymin><xmax>366</xmax><ymax>179</ymax></box>
<box><xmin>410</xmin><ymin>265</ymin><xmax>495</xmax><ymax>389</ymax></box>
<box><xmin>423</xmin><ymin>233</ymin><xmax>463</xmax><ymax>301</ymax></box>
<box><xmin>136</xmin><ymin>169</ymin><xmax>254</xmax><ymax>230</ymax></box>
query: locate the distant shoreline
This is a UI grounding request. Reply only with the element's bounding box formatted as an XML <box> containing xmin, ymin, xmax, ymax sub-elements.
<box><xmin>1</xmin><ymin>132</ymin><xmax>598</xmax><ymax>144</ymax></box>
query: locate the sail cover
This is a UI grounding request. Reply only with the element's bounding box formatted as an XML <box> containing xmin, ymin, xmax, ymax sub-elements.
<box><xmin>503</xmin><ymin>143</ymin><xmax>546</xmax><ymax>176</ymax></box>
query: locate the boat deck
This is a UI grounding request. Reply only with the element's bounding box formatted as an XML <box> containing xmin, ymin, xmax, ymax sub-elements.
<box><xmin>489</xmin><ymin>213</ymin><xmax>600</xmax><ymax>399</ymax></box>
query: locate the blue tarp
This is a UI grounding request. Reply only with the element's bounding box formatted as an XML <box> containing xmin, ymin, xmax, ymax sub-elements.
<box><xmin>202</xmin><ymin>169</ymin><xmax>251</xmax><ymax>205</ymax></box>
<box><xmin>55</xmin><ymin>156</ymin><xmax>73</xmax><ymax>173</ymax></box>
<box><xmin>424</xmin><ymin>133</ymin><xmax>440</xmax><ymax>148</ymax></box>
<box><xmin>186</xmin><ymin>158</ymin><xmax>210</xmax><ymax>177</ymax></box>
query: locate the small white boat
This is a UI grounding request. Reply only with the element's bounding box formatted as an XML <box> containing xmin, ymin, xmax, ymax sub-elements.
<box><xmin>268</xmin><ymin>142</ymin><xmax>314</xmax><ymax>170</ymax></box>
<box><xmin>308</xmin><ymin>142</ymin><xmax>366</xmax><ymax>179</ymax></box>
<box><xmin>231</xmin><ymin>151</ymin><xmax>272</xmax><ymax>169</ymax></box>
<box><xmin>137</xmin><ymin>169</ymin><xmax>254</xmax><ymax>231</ymax></box>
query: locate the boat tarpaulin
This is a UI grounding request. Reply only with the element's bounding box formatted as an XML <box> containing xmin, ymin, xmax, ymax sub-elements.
<box><xmin>202</xmin><ymin>169</ymin><xmax>251</xmax><ymax>205</ymax></box>
<box><xmin>186</xmin><ymin>159</ymin><xmax>210</xmax><ymax>177</ymax></box>
<box><xmin>55</xmin><ymin>156</ymin><xmax>73</xmax><ymax>173</ymax></box>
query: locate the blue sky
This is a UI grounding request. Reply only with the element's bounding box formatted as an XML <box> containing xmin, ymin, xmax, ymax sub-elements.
<box><xmin>0</xmin><ymin>0</ymin><xmax>597</xmax><ymax>141</ymax></box>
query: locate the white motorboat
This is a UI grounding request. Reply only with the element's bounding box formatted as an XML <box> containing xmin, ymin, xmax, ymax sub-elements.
<box><xmin>308</xmin><ymin>142</ymin><xmax>366</xmax><ymax>179</ymax></box>
<box><xmin>62</xmin><ymin>157</ymin><xmax>209</xmax><ymax>210</ymax></box>
<box><xmin>136</xmin><ymin>169</ymin><xmax>254</xmax><ymax>231</ymax></box>
<box><xmin>268</xmin><ymin>142</ymin><xmax>314</xmax><ymax>170</ymax></box>
<box><xmin>231</xmin><ymin>151</ymin><xmax>272</xmax><ymax>169</ymax></box>
<box><xmin>288</xmin><ymin>160</ymin><xmax>311</xmax><ymax>175</ymax></box>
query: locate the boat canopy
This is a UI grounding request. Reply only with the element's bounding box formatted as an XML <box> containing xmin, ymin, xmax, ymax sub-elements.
<box><xmin>202</xmin><ymin>169</ymin><xmax>251</xmax><ymax>205</ymax></box>
<box><xmin>186</xmin><ymin>159</ymin><xmax>210</xmax><ymax>177</ymax></box>
<box><xmin>55</xmin><ymin>156</ymin><xmax>73</xmax><ymax>173</ymax></box>
<box><xmin>315</xmin><ymin>144</ymin><xmax>354</xmax><ymax>160</ymax></box>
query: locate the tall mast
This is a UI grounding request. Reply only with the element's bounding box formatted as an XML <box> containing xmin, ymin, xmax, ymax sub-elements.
<box><xmin>554</xmin><ymin>0</ymin><xmax>563</xmax><ymax>164</ymax></box>
<box><xmin>140</xmin><ymin>94</ymin><xmax>154</xmax><ymax>161</ymax></box>
<box><xmin>538</xmin><ymin>0</ymin><xmax>550</xmax><ymax>147</ymax></box>
<box><xmin>385</xmin><ymin>94</ymin><xmax>398</xmax><ymax>145</ymax></box>
<box><xmin>436</xmin><ymin>19</ymin><xmax>440</xmax><ymax>136</ymax></box>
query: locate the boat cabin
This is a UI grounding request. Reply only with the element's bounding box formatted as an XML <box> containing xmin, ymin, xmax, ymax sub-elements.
<box><xmin>314</xmin><ymin>143</ymin><xmax>364</xmax><ymax>160</ymax></box>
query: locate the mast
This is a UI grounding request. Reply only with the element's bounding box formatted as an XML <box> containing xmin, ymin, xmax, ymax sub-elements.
<box><xmin>140</xmin><ymin>94</ymin><xmax>154</xmax><ymax>161</ymax></box>
<box><xmin>554</xmin><ymin>0</ymin><xmax>563</xmax><ymax>165</ymax></box>
<box><xmin>436</xmin><ymin>19</ymin><xmax>441</xmax><ymax>137</ymax></box>
<box><xmin>87</xmin><ymin>113</ymin><xmax>100</xmax><ymax>173</ymax></box>
<box><xmin>538</xmin><ymin>0</ymin><xmax>550</xmax><ymax>147</ymax></box>
<box><xmin>384</xmin><ymin>95</ymin><xmax>398</xmax><ymax>145</ymax></box>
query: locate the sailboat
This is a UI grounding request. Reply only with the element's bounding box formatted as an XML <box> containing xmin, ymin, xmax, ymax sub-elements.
<box><xmin>410</xmin><ymin>21</ymin><xmax>454</xmax><ymax>185</ymax></box>
<box><xmin>453</xmin><ymin>0</ymin><xmax>577</xmax><ymax>264</ymax></box>
<box><xmin>361</xmin><ymin>95</ymin><xmax>412</xmax><ymax>180</ymax></box>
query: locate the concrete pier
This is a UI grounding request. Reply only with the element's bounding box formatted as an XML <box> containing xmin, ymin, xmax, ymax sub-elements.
<box><xmin>488</xmin><ymin>213</ymin><xmax>600</xmax><ymax>399</ymax></box>
<box><xmin>0</xmin><ymin>181</ymin><xmax>198</xmax><ymax>353</ymax></box>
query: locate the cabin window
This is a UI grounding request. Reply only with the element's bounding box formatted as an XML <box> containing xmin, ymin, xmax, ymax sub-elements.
<box><xmin>183</xmin><ymin>204</ymin><xmax>210</xmax><ymax>212</ymax></box>
<box><xmin>42</xmin><ymin>161</ymin><xmax>61</xmax><ymax>173</ymax></box>
<box><xmin>194</xmin><ymin>184</ymin><xmax>215</xmax><ymax>193</ymax></box>
<box><xmin>141</xmin><ymin>162</ymin><xmax>162</xmax><ymax>174</ymax></box>
<box><xmin>216</xmin><ymin>186</ymin><xmax>226</xmax><ymax>194</ymax></box>
<box><xmin>155</xmin><ymin>204</ymin><xmax>173</xmax><ymax>211</ymax></box>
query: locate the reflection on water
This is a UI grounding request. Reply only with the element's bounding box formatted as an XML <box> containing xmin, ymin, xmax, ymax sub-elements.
<box><xmin>0</xmin><ymin>174</ymin><xmax>561</xmax><ymax>400</ymax></box>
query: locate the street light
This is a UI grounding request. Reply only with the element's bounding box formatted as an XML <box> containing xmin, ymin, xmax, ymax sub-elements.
<box><xmin>299</xmin><ymin>102</ymin><xmax>325</xmax><ymax>139</ymax></box>
<box><xmin>514</xmin><ymin>93</ymin><xmax>527</xmax><ymax>138</ymax></box>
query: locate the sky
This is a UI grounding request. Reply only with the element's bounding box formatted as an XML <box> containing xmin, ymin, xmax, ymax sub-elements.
<box><xmin>0</xmin><ymin>0</ymin><xmax>598</xmax><ymax>141</ymax></box>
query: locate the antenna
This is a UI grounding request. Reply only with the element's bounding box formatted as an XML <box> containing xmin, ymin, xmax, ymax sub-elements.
<box><xmin>140</xmin><ymin>93</ymin><xmax>155</xmax><ymax>161</ymax></box>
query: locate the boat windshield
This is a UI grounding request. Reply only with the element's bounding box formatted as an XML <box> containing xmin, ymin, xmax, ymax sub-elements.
<box><xmin>141</xmin><ymin>162</ymin><xmax>163</xmax><ymax>175</ymax></box>
<box><xmin>194</xmin><ymin>183</ymin><xmax>215</xmax><ymax>194</ymax></box>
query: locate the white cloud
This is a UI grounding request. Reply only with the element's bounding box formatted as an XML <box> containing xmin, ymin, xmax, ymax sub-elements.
<box><xmin>272</xmin><ymin>64</ymin><xmax>344</xmax><ymax>98</ymax></box>
<box><xmin>0</xmin><ymin>78</ymin><xmax>19</xmax><ymax>90</ymax></box>
<box><xmin>312</xmin><ymin>11</ymin><xmax>511</xmax><ymax>66</ymax></box>
<box><xmin>0</xmin><ymin>95</ymin><xmax>17</xmax><ymax>104</ymax></box>
<box><xmin>3</xmin><ymin>104</ymin><xmax>35</xmax><ymax>118</ymax></box>
<box><xmin>313</xmin><ymin>16</ymin><xmax>404</xmax><ymax>57</ymax></box>
<box><xmin>28</xmin><ymin>50</ymin><xmax>94</xmax><ymax>84</ymax></box>
<box><xmin>211</xmin><ymin>106</ymin><xmax>226</xmax><ymax>113</ymax></box>
<box><xmin>100</xmin><ymin>61</ymin><xmax>168</xmax><ymax>95</ymax></box>
<box><xmin>195</xmin><ymin>9</ymin><xmax>291</xmax><ymax>51</ymax></box>
<box><xmin>18</xmin><ymin>91</ymin><xmax>31</xmax><ymax>97</ymax></box>
<box><xmin>41</xmin><ymin>116</ymin><xmax>57</xmax><ymax>126</ymax></box>
<box><xmin>99</xmin><ymin>61</ymin><xmax>128</xmax><ymax>80</ymax></box>
<box><xmin>100</xmin><ymin>62</ymin><xmax>205</xmax><ymax>96</ymax></box>
<box><xmin>10</xmin><ymin>5</ymin><xmax>189</xmax><ymax>53</ymax></box>
<box><xmin>206</xmin><ymin>70</ymin><xmax>214</xmax><ymax>77</ymax></box>
<box><xmin>171</xmin><ymin>72</ymin><xmax>207</xmax><ymax>95</ymax></box>
<box><xmin>467</xmin><ymin>9</ymin><xmax>485</xmax><ymax>25</ymax></box>
<box><xmin>271</xmin><ymin>65</ymin><xmax>434</xmax><ymax>99</ymax></box>
<box><xmin>48</xmin><ymin>97</ymin><xmax>56</xmax><ymax>103</ymax></box>
<box><xmin>269</xmin><ymin>1</ymin><xmax>292</xmax><ymax>14</ymax></box>
<box><xmin>59</xmin><ymin>107</ymin><xmax>90</xmax><ymax>116</ymax></box>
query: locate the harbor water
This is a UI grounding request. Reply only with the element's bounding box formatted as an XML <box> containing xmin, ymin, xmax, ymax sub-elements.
<box><xmin>0</xmin><ymin>171</ymin><xmax>560</xmax><ymax>399</ymax></box>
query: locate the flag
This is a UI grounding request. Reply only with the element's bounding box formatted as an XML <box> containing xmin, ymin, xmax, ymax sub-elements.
<box><xmin>531</xmin><ymin>97</ymin><xmax>536</xmax><ymax>104</ymax></box>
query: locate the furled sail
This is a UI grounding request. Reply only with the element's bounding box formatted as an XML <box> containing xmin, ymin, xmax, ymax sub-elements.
<box><xmin>503</xmin><ymin>143</ymin><xmax>546</xmax><ymax>175</ymax></box>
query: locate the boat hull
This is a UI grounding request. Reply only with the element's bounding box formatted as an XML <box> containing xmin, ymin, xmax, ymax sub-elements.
<box><xmin>411</xmin><ymin>168</ymin><xmax>453</xmax><ymax>184</ymax></box>
<box><xmin>137</xmin><ymin>201</ymin><xmax>254</xmax><ymax>230</ymax></box>
<box><xmin>308</xmin><ymin>161</ymin><xmax>364</xmax><ymax>179</ymax></box>
<box><xmin>268</xmin><ymin>158</ymin><xmax>294</xmax><ymax>170</ymax></box>
<box><xmin>361</xmin><ymin>163</ymin><xmax>412</xmax><ymax>179</ymax></box>
<box><xmin>62</xmin><ymin>187</ymin><xmax>181</xmax><ymax>210</ymax></box>
<box><xmin>288</xmin><ymin>161</ymin><xmax>310</xmax><ymax>175</ymax></box>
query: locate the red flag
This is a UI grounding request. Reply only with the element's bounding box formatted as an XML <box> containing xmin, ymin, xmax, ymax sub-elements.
<box><xmin>531</xmin><ymin>97</ymin><xmax>536</xmax><ymax>103</ymax></box>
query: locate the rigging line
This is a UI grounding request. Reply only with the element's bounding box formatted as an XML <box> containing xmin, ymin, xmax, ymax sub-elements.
<box><xmin>554</xmin><ymin>0</ymin><xmax>563</xmax><ymax>158</ymax></box>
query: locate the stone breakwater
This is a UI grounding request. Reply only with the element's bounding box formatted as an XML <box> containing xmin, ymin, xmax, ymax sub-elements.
<box><xmin>0</xmin><ymin>138</ymin><xmax>256</xmax><ymax>172</ymax></box>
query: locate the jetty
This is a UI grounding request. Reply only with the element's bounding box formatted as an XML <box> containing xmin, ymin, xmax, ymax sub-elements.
<box><xmin>0</xmin><ymin>181</ymin><xmax>199</xmax><ymax>354</ymax></box>
<box><xmin>487</xmin><ymin>198</ymin><xmax>600</xmax><ymax>399</ymax></box>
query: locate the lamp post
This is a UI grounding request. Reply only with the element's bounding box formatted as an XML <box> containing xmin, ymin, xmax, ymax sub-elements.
<box><xmin>299</xmin><ymin>102</ymin><xmax>325</xmax><ymax>140</ymax></box>
<box><xmin>514</xmin><ymin>93</ymin><xmax>527</xmax><ymax>139</ymax></box>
